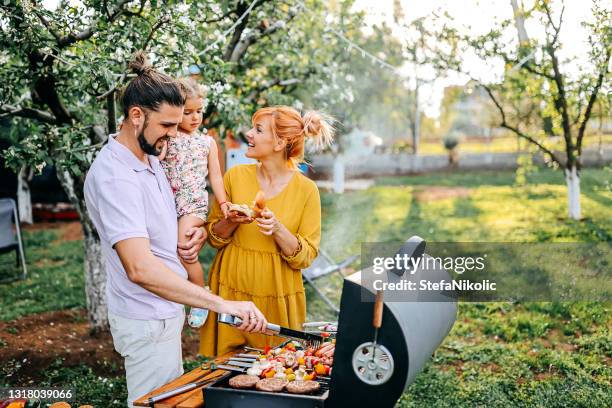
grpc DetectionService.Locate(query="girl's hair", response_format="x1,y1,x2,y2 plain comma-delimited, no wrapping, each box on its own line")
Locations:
178,77,206,99
120,51,185,117
252,106,334,169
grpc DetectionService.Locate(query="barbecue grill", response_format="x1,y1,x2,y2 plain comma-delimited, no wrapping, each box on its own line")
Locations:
205,236,457,407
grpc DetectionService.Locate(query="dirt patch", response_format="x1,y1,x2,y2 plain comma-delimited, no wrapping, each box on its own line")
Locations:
59,222,84,241
534,373,554,381
0,309,200,383
413,186,472,202
516,367,560,385
483,363,502,374
443,359,465,375
536,329,579,352
556,342,578,352
23,221,83,241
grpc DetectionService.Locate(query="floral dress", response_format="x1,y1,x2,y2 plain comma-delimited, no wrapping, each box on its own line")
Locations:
161,130,212,221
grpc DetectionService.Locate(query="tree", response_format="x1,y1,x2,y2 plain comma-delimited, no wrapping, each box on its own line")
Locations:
296,16,409,148
425,0,611,220
1,0,171,333
393,16,430,154
0,0,381,331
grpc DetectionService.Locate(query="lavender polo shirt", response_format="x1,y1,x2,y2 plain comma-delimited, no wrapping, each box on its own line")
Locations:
84,135,187,320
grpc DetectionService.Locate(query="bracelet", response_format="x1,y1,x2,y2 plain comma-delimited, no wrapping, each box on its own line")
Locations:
208,220,232,244
288,238,302,258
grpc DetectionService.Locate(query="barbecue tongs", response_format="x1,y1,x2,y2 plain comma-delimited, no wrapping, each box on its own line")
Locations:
218,313,324,348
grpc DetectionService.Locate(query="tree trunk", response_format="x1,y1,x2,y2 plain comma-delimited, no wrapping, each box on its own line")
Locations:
56,169,108,333
333,154,345,194
17,166,33,224
564,165,581,220
106,91,117,135
81,215,108,334
598,109,604,164
510,0,529,44
448,149,458,167
413,78,420,155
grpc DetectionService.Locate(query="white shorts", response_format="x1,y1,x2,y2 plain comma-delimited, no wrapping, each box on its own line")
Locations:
108,309,185,407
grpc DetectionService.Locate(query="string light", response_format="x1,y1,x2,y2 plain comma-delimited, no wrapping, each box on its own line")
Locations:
296,0,404,77
195,0,405,77
198,0,260,56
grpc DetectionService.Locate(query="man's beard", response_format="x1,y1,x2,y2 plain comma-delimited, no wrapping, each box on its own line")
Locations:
137,125,163,156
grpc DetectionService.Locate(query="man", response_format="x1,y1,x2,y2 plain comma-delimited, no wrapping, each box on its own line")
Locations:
84,52,267,407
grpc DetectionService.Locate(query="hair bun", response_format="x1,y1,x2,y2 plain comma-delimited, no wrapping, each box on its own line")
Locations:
128,51,151,76
302,111,323,137
302,110,334,150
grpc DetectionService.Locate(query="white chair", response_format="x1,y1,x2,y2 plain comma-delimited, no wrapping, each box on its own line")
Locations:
303,249,358,314
0,198,27,282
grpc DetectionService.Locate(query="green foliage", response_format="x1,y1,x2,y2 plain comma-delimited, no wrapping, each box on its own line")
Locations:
0,230,85,321
39,359,128,407
0,0,379,174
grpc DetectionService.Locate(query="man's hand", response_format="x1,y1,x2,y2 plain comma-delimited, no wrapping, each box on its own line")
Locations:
178,226,207,264
217,299,268,333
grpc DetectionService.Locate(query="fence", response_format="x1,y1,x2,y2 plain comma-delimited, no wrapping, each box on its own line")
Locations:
310,146,612,179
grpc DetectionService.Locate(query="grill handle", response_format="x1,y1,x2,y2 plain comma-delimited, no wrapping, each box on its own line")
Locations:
218,313,281,335
373,290,384,329
234,315,282,335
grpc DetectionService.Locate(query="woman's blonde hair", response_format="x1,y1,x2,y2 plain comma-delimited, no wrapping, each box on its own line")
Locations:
178,77,205,99
252,106,334,169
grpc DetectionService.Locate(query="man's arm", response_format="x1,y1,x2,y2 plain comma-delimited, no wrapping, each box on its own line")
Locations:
115,237,267,332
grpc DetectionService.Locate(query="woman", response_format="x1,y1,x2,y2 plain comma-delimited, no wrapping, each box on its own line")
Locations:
200,106,333,356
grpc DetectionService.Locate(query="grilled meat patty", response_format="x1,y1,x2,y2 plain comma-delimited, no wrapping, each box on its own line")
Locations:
285,380,321,394
255,378,289,392
229,374,260,389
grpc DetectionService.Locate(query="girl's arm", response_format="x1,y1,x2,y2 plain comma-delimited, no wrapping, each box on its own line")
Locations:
158,139,168,161
207,137,230,216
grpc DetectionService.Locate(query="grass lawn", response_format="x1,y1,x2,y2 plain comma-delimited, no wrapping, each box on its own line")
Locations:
0,167,610,406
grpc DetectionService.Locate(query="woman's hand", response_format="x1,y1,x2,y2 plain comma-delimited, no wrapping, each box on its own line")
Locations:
256,208,300,257
255,208,281,236
227,210,254,225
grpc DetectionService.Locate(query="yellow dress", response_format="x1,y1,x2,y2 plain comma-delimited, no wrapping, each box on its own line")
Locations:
199,164,321,356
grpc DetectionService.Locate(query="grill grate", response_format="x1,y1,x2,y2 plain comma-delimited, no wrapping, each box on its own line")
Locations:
210,373,330,398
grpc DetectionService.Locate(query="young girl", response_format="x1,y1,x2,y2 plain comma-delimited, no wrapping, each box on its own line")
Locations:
160,77,231,327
